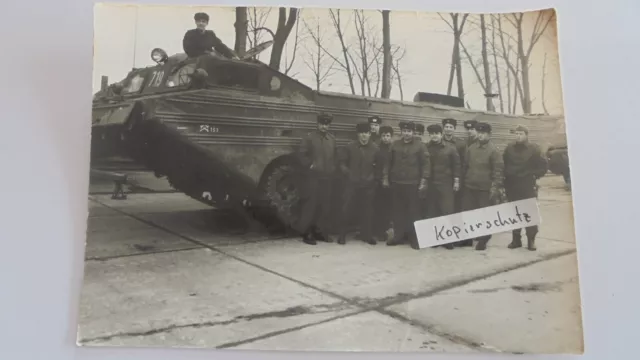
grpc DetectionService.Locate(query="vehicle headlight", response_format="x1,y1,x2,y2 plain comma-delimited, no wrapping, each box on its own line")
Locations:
151,48,168,64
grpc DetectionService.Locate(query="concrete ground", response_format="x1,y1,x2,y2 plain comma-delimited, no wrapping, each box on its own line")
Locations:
77,174,583,354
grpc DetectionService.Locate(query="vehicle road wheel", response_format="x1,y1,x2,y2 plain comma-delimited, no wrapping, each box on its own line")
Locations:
261,161,304,231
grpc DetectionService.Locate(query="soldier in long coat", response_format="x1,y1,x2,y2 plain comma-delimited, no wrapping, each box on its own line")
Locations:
373,125,394,241
337,122,380,245
296,113,338,245
383,122,430,250
441,118,468,237
462,122,504,251
454,119,480,247
425,124,461,250
503,125,549,251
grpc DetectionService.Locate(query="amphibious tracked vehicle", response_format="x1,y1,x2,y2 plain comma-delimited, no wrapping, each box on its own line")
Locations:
91,43,564,230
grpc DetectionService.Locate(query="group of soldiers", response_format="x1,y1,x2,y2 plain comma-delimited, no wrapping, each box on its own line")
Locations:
293,113,549,252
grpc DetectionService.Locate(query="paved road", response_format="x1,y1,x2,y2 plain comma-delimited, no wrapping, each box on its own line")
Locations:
77,175,583,354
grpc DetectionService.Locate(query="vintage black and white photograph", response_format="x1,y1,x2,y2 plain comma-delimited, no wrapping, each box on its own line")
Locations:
79,3,581,353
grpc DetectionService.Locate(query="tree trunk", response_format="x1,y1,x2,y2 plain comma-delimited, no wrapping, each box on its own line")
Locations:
506,65,512,114
515,15,532,114
446,13,467,101
234,7,248,57
446,14,458,96
454,35,464,100
480,15,495,111
447,40,456,96
490,16,504,113
269,8,298,71
381,10,392,99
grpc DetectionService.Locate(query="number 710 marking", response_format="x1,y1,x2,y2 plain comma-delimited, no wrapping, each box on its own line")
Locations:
149,70,165,87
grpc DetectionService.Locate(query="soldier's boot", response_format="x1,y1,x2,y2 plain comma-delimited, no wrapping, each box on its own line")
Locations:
526,227,538,251
444,243,454,250
409,236,420,250
456,239,473,247
526,226,538,251
475,236,490,251
337,233,346,245
508,232,523,249
302,233,317,246
386,233,405,246
364,236,377,245
312,229,333,243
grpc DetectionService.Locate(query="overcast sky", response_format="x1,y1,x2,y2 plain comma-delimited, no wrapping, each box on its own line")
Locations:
93,4,563,116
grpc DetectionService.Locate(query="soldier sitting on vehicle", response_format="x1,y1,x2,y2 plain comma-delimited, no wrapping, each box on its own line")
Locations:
183,12,238,59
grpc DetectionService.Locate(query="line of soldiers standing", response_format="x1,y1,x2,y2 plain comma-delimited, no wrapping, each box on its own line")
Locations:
294,112,548,252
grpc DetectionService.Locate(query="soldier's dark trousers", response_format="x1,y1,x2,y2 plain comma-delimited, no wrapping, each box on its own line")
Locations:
462,187,492,248
453,185,472,247
373,183,392,238
454,187,463,212
391,183,419,244
418,196,429,220
505,177,538,239
296,175,333,236
426,184,455,218
427,184,456,249
338,182,375,241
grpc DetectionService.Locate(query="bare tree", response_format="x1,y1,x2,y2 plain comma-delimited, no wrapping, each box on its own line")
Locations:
247,7,272,60
439,13,469,100
463,14,497,111
348,10,384,97
381,10,391,99
390,45,407,100
479,15,496,111
302,18,337,90
495,14,524,114
269,8,299,72
282,16,302,76
490,15,504,113
326,9,357,95
234,7,248,57
507,11,555,114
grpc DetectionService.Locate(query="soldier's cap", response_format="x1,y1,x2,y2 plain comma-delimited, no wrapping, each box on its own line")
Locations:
368,115,382,124
356,122,371,134
317,113,333,124
442,118,457,127
427,124,443,134
379,125,394,135
414,123,425,135
194,12,210,22
475,122,492,133
399,121,415,131
463,119,478,129
514,125,529,135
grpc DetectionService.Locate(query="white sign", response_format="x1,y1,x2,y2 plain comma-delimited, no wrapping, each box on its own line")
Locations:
413,198,541,248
